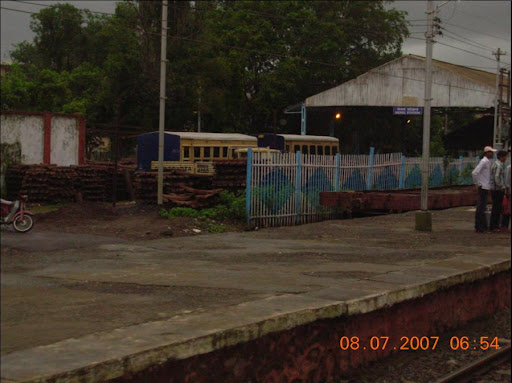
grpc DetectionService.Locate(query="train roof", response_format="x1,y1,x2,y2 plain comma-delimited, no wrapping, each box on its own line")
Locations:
270,134,339,142
141,131,257,141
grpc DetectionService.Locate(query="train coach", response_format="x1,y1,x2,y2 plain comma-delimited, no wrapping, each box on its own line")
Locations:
136,131,257,170
257,134,340,155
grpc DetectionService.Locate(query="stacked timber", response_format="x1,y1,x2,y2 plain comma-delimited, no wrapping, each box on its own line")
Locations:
83,160,137,201
162,184,222,208
6,165,54,202
49,167,79,202
5,165,28,200
133,172,161,203
213,160,247,191
20,165,54,202
74,166,107,201
133,170,219,207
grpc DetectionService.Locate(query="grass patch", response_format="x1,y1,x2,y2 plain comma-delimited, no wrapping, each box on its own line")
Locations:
29,203,67,215
206,222,226,233
160,191,246,222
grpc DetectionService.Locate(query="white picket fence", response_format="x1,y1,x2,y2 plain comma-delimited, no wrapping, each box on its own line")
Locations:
246,149,482,228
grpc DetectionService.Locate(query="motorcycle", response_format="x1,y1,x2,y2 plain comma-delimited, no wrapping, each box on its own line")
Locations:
1,195,34,233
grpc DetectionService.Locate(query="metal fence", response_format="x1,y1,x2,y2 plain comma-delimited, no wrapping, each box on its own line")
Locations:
246,148,482,227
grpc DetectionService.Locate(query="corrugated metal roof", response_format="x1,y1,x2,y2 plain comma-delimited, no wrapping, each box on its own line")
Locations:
411,54,497,88
304,55,503,108
143,131,257,141
278,134,339,142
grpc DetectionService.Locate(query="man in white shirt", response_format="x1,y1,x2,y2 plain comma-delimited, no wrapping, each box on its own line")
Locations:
502,163,511,230
472,146,497,232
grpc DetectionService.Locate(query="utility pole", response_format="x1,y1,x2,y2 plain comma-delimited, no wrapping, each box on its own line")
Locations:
416,0,439,232
157,0,168,205
493,48,505,149
197,86,202,133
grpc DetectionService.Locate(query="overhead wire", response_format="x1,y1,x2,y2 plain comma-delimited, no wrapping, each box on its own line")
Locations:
441,33,495,54
0,3,411,71
443,22,511,43
1,3,508,92
14,0,116,15
440,27,495,51
407,36,510,65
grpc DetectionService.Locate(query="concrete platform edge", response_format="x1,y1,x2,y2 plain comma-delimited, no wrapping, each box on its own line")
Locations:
1,259,510,383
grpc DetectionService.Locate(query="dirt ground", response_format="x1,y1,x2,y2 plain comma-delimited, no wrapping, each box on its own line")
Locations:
29,201,244,241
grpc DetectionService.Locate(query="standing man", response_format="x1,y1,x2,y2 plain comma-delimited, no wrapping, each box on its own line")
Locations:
490,150,508,231
472,146,497,232
501,162,511,231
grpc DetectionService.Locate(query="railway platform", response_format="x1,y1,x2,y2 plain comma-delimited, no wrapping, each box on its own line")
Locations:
1,206,510,382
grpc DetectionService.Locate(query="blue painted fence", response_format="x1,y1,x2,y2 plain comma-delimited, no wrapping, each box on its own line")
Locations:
246,148,481,227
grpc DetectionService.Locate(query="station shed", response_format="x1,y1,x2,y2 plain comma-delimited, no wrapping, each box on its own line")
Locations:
305,54,496,109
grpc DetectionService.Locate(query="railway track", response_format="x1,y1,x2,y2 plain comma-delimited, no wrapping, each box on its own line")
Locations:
434,343,511,383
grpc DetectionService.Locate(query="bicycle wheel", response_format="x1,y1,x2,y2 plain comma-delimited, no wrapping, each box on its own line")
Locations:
13,214,34,233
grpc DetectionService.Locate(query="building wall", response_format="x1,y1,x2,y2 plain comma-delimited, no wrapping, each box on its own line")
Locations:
0,114,44,164
50,116,80,166
0,112,85,166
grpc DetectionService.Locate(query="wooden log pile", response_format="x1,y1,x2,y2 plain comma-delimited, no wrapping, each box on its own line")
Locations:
8,165,55,202
133,170,221,208
74,166,107,201
162,183,222,208
5,161,137,203
49,167,79,202
212,160,247,192
5,165,34,200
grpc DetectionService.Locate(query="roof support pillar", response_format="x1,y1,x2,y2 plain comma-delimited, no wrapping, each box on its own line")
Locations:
301,103,307,135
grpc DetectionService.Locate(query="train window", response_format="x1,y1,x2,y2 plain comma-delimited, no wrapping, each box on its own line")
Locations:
325,146,331,155
302,145,308,154
204,147,211,158
294,145,300,153
285,145,290,152
332,146,338,155
183,146,190,160
222,147,228,158
231,149,237,158
194,147,200,158
318,146,323,155
310,145,316,155
213,147,220,158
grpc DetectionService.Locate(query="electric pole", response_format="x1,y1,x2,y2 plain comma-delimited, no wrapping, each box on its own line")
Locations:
493,48,506,149
197,86,202,133
416,0,436,231
157,0,168,205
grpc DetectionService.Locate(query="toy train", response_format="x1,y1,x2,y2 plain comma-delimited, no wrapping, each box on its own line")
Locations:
137,131,340,171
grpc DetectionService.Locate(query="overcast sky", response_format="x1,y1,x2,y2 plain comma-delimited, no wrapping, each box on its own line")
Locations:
1,0,511,72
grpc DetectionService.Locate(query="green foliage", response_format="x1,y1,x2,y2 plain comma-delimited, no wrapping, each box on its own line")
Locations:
159,191,246,222
206,222,227,233
2,1,408,143
159,207,198,218
197,206,226,220
157,191,245,224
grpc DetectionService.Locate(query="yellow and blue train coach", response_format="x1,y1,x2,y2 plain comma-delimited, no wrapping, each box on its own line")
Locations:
257,134,340,155
136,131,258,170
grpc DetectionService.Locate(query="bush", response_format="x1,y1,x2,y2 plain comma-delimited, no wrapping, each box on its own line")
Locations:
197,207,225,220
159,191,246,222
206,222,226,233
159,207,198,219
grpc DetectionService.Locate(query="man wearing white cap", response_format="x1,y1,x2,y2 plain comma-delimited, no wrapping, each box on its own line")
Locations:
472,146,497,232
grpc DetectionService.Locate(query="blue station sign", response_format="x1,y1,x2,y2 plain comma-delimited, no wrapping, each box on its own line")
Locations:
392,107,424,115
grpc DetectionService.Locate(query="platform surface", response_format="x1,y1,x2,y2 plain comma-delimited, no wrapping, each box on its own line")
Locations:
1,207,510,382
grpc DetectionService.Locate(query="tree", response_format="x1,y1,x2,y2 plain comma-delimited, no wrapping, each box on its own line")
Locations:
2,0,409,142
